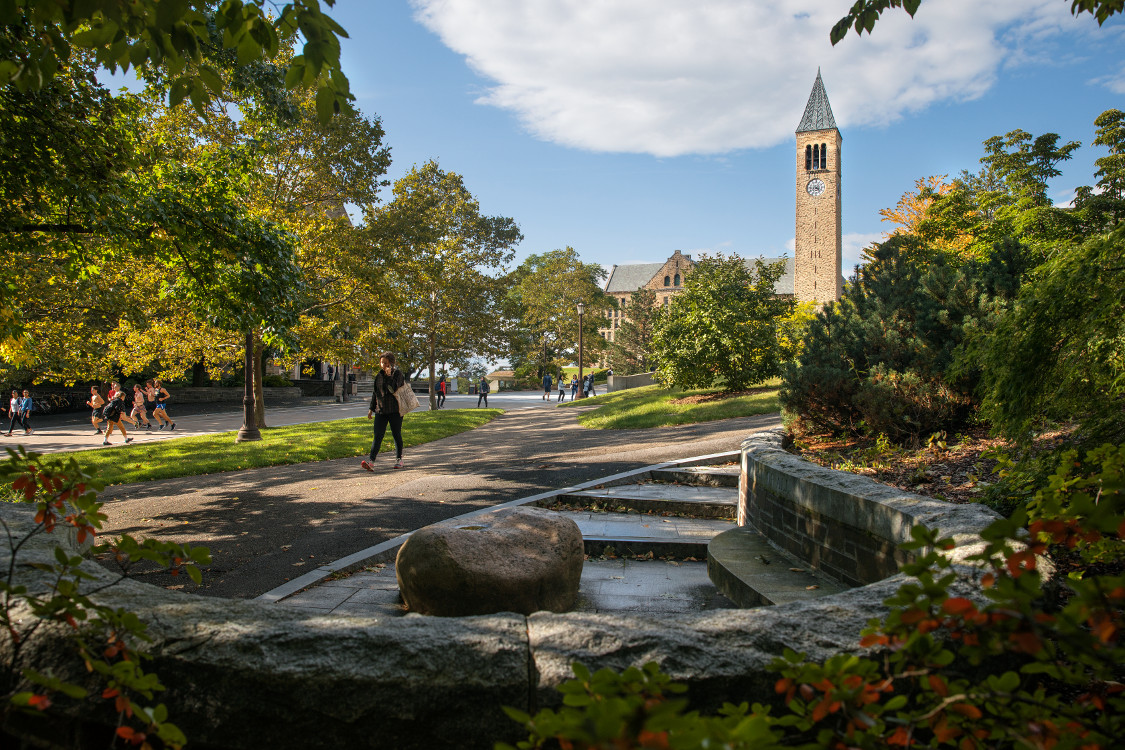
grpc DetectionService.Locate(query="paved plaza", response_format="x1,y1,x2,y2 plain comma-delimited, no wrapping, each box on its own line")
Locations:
78,401,779,600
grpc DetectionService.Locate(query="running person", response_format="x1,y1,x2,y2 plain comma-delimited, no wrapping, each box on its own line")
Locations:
144,380,168,429
151,379,175,430
100,391,133,445
131,384,153,429
87,386,106,434
360,352,406,471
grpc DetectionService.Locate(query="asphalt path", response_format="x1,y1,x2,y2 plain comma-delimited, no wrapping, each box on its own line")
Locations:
15,392,781,600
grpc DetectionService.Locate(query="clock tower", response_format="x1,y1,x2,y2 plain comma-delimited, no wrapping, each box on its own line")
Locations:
794,70,842,303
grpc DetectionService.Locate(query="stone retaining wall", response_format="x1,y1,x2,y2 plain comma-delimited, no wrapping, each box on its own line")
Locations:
4,431,1002,750
739,429,1001,587
606,372,656,392
167,386,303,405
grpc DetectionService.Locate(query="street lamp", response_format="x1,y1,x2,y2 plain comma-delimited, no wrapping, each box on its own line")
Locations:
576,302,585,400
236,331,261,442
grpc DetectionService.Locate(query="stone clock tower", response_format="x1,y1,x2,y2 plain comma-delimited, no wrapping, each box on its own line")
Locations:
794,70,843,303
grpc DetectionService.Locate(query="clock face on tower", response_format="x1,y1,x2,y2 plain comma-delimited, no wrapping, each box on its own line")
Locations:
806,178,826,197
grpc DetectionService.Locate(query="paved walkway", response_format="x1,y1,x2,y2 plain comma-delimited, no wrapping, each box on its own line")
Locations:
90,405,781,599
13,391,568,454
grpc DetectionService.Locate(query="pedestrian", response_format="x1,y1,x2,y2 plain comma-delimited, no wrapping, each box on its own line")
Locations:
131,383,153,429
542,371,553,401
18,389,33,435
144,380,166,429
476,376,490,408
5,390,26,436
436,376,447,409
100,391,133,446
86,386,106,434
360,352,406,471
151,379,175,430
584,374,596,398
570,375,579,400
557,375,567,402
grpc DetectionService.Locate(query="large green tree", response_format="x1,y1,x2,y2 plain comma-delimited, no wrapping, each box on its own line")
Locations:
653,254,793,392
366,160,522,408
503,248,610,381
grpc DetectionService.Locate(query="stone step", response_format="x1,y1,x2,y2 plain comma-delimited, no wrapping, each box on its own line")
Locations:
650,465,740,488
707,526,849,608
555,510,734,558
549,483,738,519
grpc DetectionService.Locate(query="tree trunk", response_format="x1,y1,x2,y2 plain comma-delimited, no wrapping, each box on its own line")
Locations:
253,335,268,429
428,331,438,410
191,359,210,387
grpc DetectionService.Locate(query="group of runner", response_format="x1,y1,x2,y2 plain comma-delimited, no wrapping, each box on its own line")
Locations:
85,380,175,446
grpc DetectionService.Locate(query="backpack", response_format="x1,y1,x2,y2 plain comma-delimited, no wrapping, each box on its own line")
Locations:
102,399,122,421
481,381,490,394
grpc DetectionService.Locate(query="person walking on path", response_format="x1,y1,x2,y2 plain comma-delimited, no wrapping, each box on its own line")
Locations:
18,390,33,435
476,377,490,408
361,352,406,472
87,386,106,434
151,379,175,430
436,376,447,409
131,384,153,429
542,372,553,401
100,391,133,446
570,375,579,400
5,390,27,436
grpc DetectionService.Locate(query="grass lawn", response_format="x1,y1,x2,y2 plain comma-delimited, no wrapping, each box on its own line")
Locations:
57,409,502,486
563,382,779,429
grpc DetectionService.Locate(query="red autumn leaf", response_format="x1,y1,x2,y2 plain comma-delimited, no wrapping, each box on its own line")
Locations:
942,598,976,617
887,727,911,746
928,674,949,697
116,726,136,739
27,694,51,710
102,687,119,699
900,608,927,624
775,677,792,694
860,634,888,648
950,703,983,720
1010,631,1043,654
811,698,831,722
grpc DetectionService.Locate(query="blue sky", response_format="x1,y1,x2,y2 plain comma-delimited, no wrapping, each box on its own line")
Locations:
326,0,1124,276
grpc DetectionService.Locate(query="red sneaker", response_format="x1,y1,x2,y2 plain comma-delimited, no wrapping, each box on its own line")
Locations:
360,460,374,472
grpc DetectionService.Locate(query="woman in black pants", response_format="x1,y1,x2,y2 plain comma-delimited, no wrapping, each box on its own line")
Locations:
361,352,406,471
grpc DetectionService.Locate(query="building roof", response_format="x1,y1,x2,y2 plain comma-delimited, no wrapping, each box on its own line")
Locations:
604,262,665,293
603,256,794,296
796,69,838,134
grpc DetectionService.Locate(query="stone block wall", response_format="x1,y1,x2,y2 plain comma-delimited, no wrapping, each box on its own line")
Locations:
167,386,303,405
739,430,1001,587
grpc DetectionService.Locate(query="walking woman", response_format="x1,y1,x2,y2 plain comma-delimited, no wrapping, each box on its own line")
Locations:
361,352,406,472
18,389,33,435
87,386,106,434
5,390,26,436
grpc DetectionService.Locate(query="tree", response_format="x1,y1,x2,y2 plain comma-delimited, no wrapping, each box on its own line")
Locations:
1,0,352,122
607,288,659,374
975,226,1125,447
879,176,972,258
0,59,303,386
503,248,610,381
831,0,1124,45
1075,109,1125,231
366,161,522,409
652,255,793,392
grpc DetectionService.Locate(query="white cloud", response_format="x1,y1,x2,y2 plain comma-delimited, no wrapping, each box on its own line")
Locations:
411,0,1079,157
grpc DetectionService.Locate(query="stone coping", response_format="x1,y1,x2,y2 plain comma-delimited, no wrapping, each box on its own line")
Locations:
4,435,1002,750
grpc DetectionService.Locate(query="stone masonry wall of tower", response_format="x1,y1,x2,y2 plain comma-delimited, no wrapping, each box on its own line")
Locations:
794,129,843,303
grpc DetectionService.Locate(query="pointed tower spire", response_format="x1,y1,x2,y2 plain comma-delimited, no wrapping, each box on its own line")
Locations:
796,69,837,133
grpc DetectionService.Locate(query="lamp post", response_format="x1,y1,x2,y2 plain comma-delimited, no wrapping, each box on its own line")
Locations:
576,302,585,400
236,331,261,442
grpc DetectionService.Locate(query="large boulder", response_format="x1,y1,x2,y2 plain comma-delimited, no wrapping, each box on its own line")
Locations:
396,507,583,616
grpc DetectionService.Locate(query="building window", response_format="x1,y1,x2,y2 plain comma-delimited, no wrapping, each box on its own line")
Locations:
805,144,812,171
673,273,680,286
663,275,670,286
819,143,827,169
663,296,668,307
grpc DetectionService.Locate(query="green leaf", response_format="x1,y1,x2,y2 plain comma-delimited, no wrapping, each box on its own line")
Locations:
315,84,335,124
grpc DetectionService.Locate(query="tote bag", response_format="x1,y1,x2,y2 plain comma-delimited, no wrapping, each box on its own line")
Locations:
394,383,421,414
